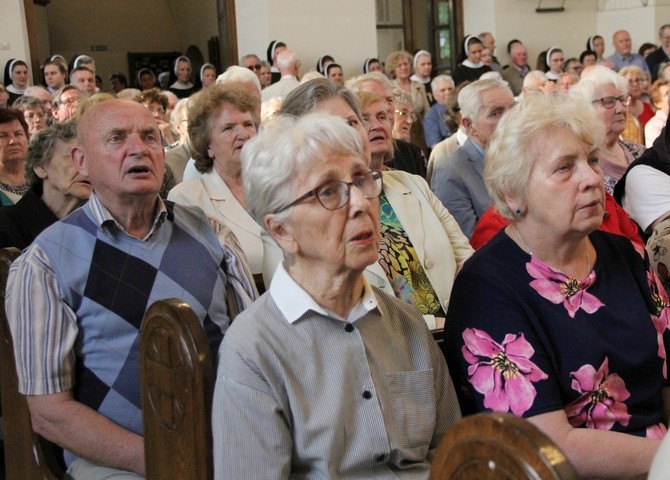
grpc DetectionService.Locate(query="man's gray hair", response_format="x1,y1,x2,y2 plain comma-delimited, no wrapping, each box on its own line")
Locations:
239,53,261,65
430,74,454,93
276,51,299,70
458,77,510,120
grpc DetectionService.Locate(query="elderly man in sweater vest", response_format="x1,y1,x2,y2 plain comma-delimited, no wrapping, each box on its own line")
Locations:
5,99,254,479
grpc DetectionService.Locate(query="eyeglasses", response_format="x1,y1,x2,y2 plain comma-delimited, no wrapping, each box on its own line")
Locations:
146,106,165,116
628,77,645,84
273,170,383,214
247,64,262,71
592,94,631,109
57,96,79,107
395,109,416,122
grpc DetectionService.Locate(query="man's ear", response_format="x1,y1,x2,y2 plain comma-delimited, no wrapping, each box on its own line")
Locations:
265,214,298,256
462,117,474,136
71,146,88,176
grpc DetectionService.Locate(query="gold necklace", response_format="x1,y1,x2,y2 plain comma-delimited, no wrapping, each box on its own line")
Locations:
513,224,590,278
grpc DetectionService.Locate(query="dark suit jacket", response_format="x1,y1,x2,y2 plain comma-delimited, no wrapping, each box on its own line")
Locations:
646,47,670,81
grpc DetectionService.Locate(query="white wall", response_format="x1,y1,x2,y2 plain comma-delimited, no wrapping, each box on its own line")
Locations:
236,0,377,79
0,0,31,84
465,0,599,67
4,0,669,90
165,0,218,59
45,0,184,86
597,0,670,54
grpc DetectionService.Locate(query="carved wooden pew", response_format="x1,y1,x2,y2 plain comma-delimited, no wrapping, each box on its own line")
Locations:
0,247,66,479
429,412,579,480
140,299,214,480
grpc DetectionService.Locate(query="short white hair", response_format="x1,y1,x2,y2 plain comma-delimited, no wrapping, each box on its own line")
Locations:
430,74,454,92
216,65,262,97
485,93,604,219
276,51,299,70
242,113,366,229
571,65,627,102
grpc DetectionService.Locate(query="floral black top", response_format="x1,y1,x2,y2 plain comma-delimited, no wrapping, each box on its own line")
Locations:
443,230,669,439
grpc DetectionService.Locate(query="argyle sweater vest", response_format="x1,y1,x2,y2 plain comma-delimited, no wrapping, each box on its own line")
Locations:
34,201,230,460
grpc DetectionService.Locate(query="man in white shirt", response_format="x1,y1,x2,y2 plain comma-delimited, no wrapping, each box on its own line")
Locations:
261,50,301,102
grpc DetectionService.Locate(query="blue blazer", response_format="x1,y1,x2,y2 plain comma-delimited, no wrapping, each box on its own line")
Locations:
430,138,493,238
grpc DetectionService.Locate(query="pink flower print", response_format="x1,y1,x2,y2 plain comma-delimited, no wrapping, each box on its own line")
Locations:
646,422,667,440
648,268,670,379
462,328,548,416
565,357,631,430
527,257,604,318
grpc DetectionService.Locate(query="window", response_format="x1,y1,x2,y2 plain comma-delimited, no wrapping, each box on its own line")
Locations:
375,0,460,74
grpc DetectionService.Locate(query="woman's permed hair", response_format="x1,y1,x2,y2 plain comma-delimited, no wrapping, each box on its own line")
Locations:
187,83,259,173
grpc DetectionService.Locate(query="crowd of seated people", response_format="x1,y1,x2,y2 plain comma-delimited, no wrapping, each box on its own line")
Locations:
4,27,670,479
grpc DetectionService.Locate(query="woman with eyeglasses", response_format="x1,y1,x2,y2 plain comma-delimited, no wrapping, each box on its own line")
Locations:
12,95,48,137
619,65,655,144
264,79,472,330
212,112,461,479
570,65,645,194
133,87,176,147
391,90,415,143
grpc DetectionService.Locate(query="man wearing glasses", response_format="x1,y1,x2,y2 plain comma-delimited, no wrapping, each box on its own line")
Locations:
240,53,263,81
51,85,82,123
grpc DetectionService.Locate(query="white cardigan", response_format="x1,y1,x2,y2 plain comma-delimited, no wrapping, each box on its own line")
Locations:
168,170,264,275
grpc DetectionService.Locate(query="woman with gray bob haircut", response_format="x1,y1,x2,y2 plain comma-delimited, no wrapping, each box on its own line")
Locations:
213,112,461,479
280,78,364,129
444,93,669,478
0,120,91,248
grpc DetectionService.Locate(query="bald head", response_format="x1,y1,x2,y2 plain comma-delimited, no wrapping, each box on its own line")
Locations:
613,29,632,55
74,99,165,213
